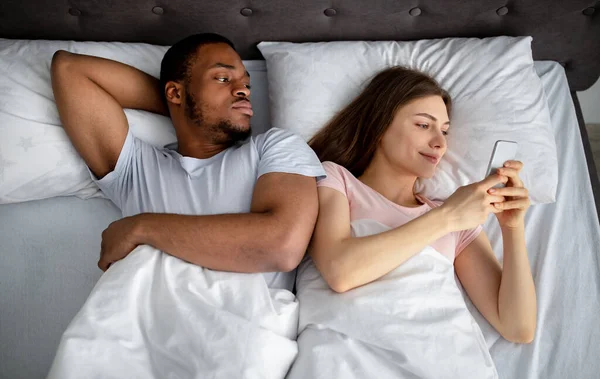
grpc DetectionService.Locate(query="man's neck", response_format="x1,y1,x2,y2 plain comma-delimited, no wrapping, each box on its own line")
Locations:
177,142,228,159
175,128,231,159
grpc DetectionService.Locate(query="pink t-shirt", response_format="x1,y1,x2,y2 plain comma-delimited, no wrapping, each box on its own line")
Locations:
318,161,482,263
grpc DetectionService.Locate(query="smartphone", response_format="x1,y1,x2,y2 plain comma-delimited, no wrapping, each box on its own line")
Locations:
485,140,518,188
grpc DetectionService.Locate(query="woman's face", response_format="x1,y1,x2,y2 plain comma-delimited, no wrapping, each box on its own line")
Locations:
377,95,450,179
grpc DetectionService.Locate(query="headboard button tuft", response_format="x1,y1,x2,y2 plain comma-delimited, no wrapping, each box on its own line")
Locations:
583,7,596,16
496,6,509,16
324,8,337,17
68,8,81,16
409,7,422,16
240,8,253,17
152,6,164,15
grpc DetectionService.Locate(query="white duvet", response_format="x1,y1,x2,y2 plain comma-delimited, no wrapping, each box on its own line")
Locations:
287,219,498,379
47,245,299,379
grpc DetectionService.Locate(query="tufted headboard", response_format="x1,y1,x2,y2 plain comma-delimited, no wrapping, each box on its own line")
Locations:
0,0,599,91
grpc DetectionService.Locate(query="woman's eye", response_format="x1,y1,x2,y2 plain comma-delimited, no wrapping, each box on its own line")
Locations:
417,123,428,129
442,130,449,136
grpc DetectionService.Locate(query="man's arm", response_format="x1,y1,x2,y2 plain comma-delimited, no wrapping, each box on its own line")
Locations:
100,172,319,272
51,50,168,179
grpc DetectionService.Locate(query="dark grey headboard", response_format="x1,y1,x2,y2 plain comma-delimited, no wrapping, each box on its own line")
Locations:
1,0,599,91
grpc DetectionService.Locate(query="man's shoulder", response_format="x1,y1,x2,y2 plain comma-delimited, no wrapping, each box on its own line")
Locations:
250,128,326,178
252,127,296,142
251,127,310,151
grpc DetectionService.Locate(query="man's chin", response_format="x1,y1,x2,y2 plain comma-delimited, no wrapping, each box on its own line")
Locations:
233,116,252,129
217,121,252,143
228,120,251,134
234,121,251,133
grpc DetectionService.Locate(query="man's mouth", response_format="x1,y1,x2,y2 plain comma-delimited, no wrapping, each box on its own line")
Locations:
231,100,253,116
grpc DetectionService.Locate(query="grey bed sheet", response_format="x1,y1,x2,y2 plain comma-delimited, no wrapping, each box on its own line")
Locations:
0,196,119,378
1,61,600,379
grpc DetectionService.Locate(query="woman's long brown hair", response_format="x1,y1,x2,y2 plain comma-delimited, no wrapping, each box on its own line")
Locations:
309,66,452,178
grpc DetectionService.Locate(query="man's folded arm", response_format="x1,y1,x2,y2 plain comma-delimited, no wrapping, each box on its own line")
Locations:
131,172,319,272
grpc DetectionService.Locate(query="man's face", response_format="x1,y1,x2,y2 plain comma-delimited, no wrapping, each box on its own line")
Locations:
184,43,252,144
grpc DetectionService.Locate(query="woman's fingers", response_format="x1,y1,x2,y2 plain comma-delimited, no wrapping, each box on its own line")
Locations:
481,173,508,189
493,198,530,211
488,203,504,214
495,167,520,178
487,194,506,204
503,160,523,171
495,167,524,188
488,187,529,198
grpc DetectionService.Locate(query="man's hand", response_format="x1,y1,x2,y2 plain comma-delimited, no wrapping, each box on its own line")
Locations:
98,216,142,271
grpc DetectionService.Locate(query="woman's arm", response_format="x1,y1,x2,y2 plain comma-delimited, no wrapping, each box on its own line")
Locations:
454,228,536,343
310,187,450,293
311,173,507,293
454,160,536,344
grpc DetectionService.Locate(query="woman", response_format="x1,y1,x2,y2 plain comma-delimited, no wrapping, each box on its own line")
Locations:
287,67,537,379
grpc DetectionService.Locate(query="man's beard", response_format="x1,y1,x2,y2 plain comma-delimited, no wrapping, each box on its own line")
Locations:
185,91,252,145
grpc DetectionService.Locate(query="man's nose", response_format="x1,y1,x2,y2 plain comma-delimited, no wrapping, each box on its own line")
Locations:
233,84,250,98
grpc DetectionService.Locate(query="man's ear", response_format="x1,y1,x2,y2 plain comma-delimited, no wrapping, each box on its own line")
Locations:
165,81,184,105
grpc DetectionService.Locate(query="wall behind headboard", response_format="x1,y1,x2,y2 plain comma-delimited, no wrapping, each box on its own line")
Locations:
0,0,599,91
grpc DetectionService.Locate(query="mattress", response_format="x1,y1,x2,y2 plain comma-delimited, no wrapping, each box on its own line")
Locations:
0,61,599,379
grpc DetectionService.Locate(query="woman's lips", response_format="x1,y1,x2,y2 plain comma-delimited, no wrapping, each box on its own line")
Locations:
420,153,440,164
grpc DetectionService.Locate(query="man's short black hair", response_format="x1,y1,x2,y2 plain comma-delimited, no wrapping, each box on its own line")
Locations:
159,33,235,104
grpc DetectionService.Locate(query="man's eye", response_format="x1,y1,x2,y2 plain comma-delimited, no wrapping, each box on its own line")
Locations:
217,77,229,83
244,84,252,89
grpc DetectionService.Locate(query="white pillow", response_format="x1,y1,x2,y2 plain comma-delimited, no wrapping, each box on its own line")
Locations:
0,39,270,204
258,37,558,204
0,39,173,203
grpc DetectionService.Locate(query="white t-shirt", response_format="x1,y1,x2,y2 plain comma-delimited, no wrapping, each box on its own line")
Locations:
92,127,326,290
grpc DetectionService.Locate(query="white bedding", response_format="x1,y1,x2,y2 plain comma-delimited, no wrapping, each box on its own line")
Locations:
47,245,299,379
1,61,599,379
480,62,600,379
288,220,498,379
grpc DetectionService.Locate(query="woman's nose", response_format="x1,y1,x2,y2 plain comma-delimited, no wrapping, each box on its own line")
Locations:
430,131,447,150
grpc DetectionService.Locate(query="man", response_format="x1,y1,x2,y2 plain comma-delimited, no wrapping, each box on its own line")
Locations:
47,33,325,377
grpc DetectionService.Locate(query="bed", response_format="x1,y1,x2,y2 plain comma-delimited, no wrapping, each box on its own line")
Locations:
0,1,599,378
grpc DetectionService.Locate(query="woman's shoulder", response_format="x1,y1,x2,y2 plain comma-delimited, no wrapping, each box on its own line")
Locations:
321,161,355,179
322,160,346,171
318,161,360,197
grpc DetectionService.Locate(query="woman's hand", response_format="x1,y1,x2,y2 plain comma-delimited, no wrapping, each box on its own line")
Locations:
440,174,508,232
487,160,530,229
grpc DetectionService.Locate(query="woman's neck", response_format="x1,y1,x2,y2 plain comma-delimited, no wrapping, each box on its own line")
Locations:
358,161,422,208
